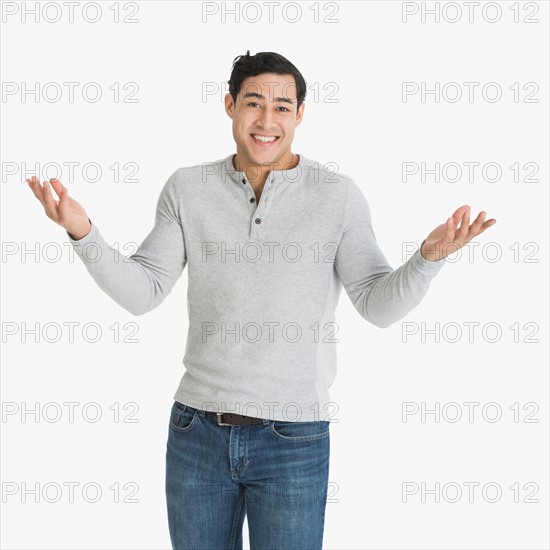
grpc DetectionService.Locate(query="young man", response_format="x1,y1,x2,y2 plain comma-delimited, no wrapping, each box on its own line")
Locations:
27,51,496,549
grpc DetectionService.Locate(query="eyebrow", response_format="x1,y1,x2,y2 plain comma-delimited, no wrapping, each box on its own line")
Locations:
243,92,295,105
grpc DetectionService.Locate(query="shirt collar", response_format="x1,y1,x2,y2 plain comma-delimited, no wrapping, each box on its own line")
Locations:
223,153,305,185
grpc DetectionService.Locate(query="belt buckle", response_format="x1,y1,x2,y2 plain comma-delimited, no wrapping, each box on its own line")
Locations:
216,412,236,426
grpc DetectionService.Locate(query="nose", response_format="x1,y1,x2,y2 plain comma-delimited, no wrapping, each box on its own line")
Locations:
256,107,275,130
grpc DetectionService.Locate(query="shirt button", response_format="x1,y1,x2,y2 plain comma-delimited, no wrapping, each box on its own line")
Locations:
249,197,255,203
255,218,261,224
242,178,246,184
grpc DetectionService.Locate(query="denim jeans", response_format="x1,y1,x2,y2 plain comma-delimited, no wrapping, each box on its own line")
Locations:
165,400,330,550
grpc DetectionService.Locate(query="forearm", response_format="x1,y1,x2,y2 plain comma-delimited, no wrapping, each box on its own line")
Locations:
67,220,185,316
353,245,446,328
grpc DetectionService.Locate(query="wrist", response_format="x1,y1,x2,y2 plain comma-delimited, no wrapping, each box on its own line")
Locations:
67,218,92,241
420,238,446,263
420,238,427,259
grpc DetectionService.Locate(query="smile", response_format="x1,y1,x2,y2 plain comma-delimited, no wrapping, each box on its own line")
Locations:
251,134,280,144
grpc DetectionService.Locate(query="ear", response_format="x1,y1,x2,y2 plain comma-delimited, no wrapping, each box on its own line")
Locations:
224,93,235,119
295,101,305,126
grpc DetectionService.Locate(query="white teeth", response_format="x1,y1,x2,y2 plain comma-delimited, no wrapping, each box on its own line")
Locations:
253,135,278,143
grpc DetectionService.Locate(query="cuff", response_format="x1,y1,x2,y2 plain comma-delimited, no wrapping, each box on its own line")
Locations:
67,218,97,244
413,239,447,270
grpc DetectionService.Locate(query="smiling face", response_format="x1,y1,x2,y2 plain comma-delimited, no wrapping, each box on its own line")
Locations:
225,72,304,181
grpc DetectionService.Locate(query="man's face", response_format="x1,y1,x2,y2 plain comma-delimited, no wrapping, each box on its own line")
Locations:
225,72,304,168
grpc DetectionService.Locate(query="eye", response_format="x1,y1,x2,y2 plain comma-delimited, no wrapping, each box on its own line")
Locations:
246,102,290,112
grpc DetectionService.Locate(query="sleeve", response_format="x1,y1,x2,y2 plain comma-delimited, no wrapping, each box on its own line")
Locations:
334,179,446,328
66,170,187,316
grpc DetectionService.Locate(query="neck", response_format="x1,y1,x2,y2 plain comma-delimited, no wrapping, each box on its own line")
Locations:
232,153,299,187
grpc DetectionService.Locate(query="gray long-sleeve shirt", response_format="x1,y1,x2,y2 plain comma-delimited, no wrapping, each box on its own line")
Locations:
67,153,446,421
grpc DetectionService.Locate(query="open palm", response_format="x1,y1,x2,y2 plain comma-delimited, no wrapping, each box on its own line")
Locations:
421,205,497,261
26,176,91,239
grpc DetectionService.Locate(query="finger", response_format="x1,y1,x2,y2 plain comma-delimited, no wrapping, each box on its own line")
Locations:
451,204,470,224
445,217,454,240
41,180,59,220
26,177,47,208
58,186,69,220
457,207,470,241
465,211,486,240
26,176,39,189
475,218,497,236
468,213,495,239
26,177,39,193
445,216,465,254
48,178,64,199
440,217,456,252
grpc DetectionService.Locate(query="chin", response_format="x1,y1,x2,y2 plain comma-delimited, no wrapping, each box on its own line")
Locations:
246,151,277,164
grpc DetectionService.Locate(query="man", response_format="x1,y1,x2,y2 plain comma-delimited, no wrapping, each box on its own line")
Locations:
26,51,496,550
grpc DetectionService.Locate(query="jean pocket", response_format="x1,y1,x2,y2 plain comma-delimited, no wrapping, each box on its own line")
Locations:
169,401,199,433
270,420,330,442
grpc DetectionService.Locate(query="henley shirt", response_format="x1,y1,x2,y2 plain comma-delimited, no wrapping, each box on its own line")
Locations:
67,153,447,422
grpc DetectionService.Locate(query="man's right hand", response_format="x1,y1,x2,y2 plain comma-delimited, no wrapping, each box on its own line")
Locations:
26,176,91,240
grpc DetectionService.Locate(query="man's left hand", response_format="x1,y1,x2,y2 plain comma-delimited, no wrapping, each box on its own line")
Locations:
421,205,497,262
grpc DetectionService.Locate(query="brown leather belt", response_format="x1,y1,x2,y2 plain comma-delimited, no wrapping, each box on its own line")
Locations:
204,410,265,426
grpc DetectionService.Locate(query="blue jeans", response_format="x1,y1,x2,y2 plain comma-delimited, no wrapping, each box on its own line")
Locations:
165,401,330,550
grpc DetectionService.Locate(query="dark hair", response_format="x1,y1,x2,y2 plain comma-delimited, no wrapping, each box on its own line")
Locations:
227,50,307,114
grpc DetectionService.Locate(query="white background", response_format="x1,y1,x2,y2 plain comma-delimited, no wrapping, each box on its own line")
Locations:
1,1,548,549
